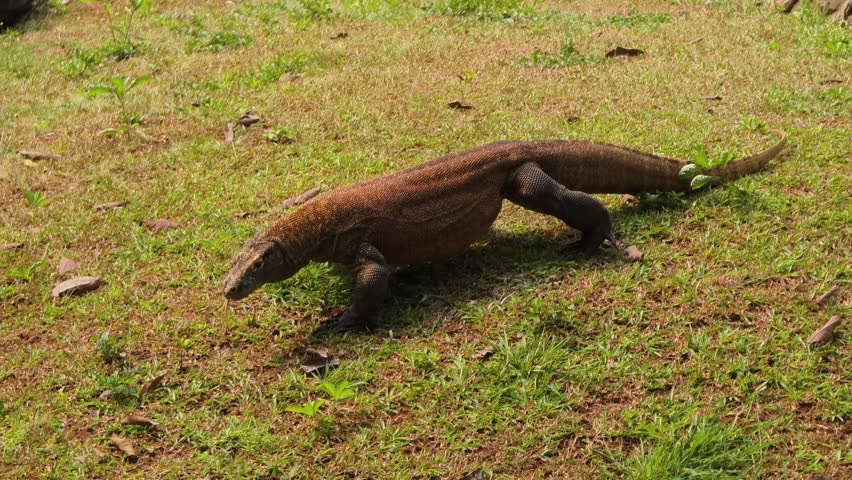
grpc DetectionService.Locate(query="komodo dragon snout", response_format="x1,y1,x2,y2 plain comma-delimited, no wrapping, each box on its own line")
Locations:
223,239,296,300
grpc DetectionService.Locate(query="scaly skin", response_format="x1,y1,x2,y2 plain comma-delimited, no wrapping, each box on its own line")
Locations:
223,132,786,334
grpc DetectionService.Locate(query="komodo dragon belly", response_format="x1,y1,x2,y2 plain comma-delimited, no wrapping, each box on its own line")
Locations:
370,197,503,264
365,187,504,265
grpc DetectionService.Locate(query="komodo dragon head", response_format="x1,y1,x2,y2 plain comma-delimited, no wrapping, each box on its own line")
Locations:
222,238,301,300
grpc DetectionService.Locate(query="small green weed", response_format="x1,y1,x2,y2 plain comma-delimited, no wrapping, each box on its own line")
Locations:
264,126,297,144
738,116,767,133
96,331,127,366
298,0,334,20
22,189,48,209
678,145,738,190
6,260,46,282
823,32,851,57
317,380,356,401
285,399,326,417
103,0,151,60
87,75,151,136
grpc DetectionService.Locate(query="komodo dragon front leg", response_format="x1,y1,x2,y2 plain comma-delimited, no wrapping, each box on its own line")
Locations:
504,162,616,254
313,242,389,335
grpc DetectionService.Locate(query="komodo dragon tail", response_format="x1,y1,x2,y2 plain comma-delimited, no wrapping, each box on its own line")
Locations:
540,130,787,194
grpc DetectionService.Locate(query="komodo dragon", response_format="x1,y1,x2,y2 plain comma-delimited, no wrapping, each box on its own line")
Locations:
223,132,786,333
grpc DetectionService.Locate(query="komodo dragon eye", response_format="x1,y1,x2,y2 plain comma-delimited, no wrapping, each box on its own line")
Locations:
252,259,263,269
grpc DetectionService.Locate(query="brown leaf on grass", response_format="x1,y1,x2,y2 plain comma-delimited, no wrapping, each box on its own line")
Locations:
624,245,643,262
1,243,24,251
703,95,723,101
819,78,842,85
605,46,644,58
51,276,103,298
622,194,637,204
807,316,842,345
281,74,302,84
108,434,137,461
462,469,486,480
234,210,266,219
225,122,235,142
58,257,77,275
19,151,62,161
815,286,839,307
301,347,340,376
472,346,494,361
237,113,260,127
143,219,181,232
447,101,473,110
282,188,321,207
93,201,128,210
140,373,166,398
330,32,349,39
121,415,159,427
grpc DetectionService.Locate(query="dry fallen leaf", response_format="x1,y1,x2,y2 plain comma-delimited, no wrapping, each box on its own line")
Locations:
93,201,128,211
121,415,159,427
622,194,637,204
807,316,842,345
819,78,842,85
108,434,137,461
301,347,340,376
143,219,181,232
473,346,495,361
58,257,77,275
141,373,166,398
237,113,260,127
330,32,349,39
703,95,723,101
282,188,321,207
281,74,302,84
1,243,24,251
462,469,486,480
19,151,62,161
224,122,235,142
605,46,645,58
447,101,473,110
624,245,643,262
815,286,839,307
51,276,104,298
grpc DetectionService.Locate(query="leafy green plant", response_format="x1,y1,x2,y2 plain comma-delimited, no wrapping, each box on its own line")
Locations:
22,189,49,209
317,380,356,401
285,399,326,417
678,146,736,191
298,0,333,20
96,331,127,366
87,75,151,136
7,260,46,282
738,116,767,133
103,0,151,60
104,0,150,60
264,127,297,144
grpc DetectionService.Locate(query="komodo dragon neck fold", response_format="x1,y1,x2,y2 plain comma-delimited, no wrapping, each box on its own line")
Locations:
223,131,786,335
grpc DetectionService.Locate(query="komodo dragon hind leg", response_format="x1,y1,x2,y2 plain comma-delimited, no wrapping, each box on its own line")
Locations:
504,162,616,255
312,243,389,336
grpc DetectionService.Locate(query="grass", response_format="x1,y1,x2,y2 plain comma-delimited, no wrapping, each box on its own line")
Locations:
0,0,850,478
